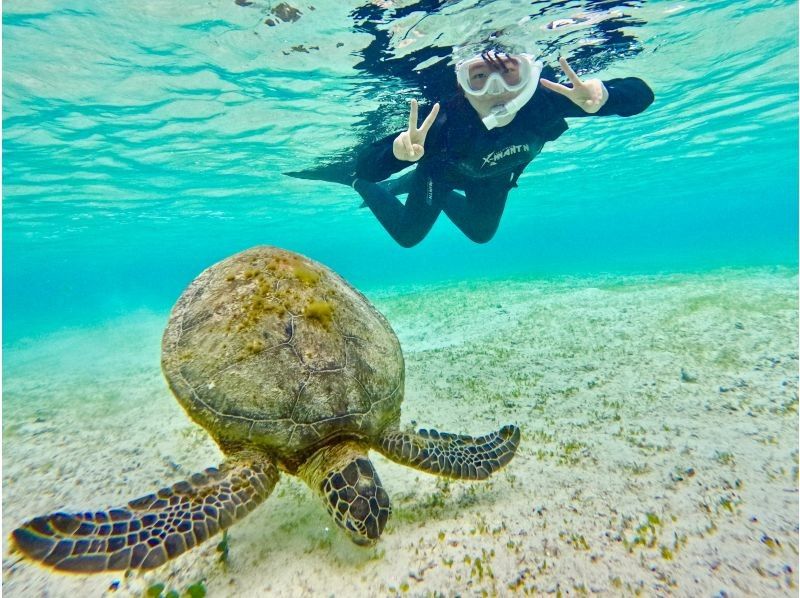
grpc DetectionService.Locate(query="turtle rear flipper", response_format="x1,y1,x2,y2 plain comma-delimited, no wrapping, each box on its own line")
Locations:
378,424,520,480
11,452,279,572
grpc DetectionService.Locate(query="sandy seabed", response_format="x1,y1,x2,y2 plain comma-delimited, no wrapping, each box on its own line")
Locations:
3,267,798,597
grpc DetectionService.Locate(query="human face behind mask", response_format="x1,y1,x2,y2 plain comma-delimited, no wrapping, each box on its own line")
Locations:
458,53,527,95
455,51,543,130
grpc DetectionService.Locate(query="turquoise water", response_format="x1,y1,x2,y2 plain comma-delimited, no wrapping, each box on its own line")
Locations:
3,0,797,345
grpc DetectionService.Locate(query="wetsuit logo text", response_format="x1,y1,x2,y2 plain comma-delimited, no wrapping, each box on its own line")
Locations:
481,144,530,169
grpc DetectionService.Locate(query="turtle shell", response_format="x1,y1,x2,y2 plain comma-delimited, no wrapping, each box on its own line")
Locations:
161,246,404,471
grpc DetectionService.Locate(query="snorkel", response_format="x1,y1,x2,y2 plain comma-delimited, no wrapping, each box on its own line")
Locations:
481,61,541,130
456,52,543,130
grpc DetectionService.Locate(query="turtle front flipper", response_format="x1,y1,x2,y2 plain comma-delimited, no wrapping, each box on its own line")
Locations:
378,424,520,480
297,441,391,547
11,451,279,572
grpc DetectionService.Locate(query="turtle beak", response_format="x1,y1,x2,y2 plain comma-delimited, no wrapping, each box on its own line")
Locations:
345,520,380,547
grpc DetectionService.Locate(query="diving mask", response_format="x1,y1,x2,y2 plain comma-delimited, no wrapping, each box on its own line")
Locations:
455,52,541,96
455,52,543,130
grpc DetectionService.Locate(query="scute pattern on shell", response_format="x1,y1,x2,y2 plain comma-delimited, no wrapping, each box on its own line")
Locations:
161,247,404,467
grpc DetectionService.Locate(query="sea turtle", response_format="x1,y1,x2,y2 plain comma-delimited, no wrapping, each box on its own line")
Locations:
12,246,520,573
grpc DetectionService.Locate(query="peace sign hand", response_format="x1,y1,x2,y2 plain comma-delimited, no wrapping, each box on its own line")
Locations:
392,99,440,162
539,57,609,114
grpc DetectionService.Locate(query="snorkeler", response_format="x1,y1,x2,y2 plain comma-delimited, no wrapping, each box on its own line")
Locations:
351,51,654,247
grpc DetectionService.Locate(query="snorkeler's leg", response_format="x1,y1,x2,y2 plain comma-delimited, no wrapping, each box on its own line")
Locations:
442,187,509,244
353,171,441,248
383,170,416,195
354,172,414,209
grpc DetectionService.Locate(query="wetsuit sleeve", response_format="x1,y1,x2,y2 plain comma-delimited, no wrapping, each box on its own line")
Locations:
547,77,654,118
355,106,448,182
354,132,410,182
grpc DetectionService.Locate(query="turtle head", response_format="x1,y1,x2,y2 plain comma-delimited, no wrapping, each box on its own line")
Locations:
321,456,391,546
298,442,391,546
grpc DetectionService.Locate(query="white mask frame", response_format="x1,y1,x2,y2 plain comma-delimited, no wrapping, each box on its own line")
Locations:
455,52,539,96
455,52,544,130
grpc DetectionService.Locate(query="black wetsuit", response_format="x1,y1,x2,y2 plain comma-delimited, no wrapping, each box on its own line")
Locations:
353,77,654,247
